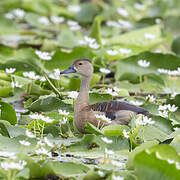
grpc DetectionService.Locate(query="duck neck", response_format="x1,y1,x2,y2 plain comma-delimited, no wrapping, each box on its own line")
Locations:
76,75,91,107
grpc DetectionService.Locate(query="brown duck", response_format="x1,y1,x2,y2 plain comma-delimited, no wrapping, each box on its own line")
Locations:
60,58,152,133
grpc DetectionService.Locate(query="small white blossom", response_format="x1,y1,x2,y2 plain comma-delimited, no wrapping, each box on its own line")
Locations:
26,130,35,138
167,159,175,164
44,137,53,147
49,69,60,80
117,8,128,17
70,25,81,31
106,21,120,28
50,16,64,24
67,20,78,26
107,49,118,56
78,36,99,49
39,76,46,82
58,109,69,116
38,16,50,25
119,48,132,55
146,95,156,102
68,5,81,13
137,116,155,126
12,9,26,18
154,49,162,53
95,114,112,123
101,137,113,144
176,162,180,170
23,71,40,80
89,41,100,49
158,105,168,111
155,18,161,24
67,91,79,99
167,104,178,112
171,91,178,98
35,50,52,60
113,87,121,92
100,68,111,74
61,117,68,124
112,175,124,180
19,140,31,146
130,100,143,106
106,88,118,96
42,116,54,123
98,170,105,177
105,148,114,155
138,59,150,67
5,12,14,19
1,160,27,171
0,151,16,159
122,129,129,138
11,81,22,88
173,127,180,131
158,110,168,118
118,19,132,29
5,68,16,74
134,3,145,10
111,160,124,167
29,114,53,123
35,147,51,157
144,33,156,40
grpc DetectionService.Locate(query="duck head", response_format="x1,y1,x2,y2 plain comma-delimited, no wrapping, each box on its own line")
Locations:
60,58,93,77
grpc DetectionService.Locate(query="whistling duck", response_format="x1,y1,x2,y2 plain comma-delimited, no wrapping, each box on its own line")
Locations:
60,59,151,133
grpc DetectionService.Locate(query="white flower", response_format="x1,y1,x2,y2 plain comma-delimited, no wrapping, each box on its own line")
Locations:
0,151,16,159
35,147,51,157
173,127,180,131
154,49,162,53
38,16,50,25
137,116,155,126
155,18,161,24
101,137,113,144
119,48,132,55
167,104,178,112
105,148,114,155
67,91,79,99
61,117,68,124
106,88,118,96
117,8,128,17
176,162,180,170
35,50,52,60
146,95,156,102
11,81,22,88
58,109,69,116
112,175,124,180
44,137,53,147
130,100,143,106
113,87,121,92
49,69,60,80
19,140,31,146
26,130,35,138
39,76,46,82
42,116,54,123
70,25,81,31
67,20,78,26
134,3,145,10
1,160,27,171
107,49,118,56
138,59,150,67
5,12,14,19
100,68,111,74
5,68,16,74
118,19,132,29
50,16,64,24
122,129,129,138
157,68,168,74
106,21,120,28
29,114,44,120
95,114,112,123
111,160,124,167
23,71,40,80
89,41,100,49
68,5,81,13
167,159,175,164
158,110,168,118
98,170,105,177
158,105,168,111
12,9,26,18
144,33,156,40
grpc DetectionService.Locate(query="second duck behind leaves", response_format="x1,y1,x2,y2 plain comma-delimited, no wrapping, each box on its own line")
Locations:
60,58,152,133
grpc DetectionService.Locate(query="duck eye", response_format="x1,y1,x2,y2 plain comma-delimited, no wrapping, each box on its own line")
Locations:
79,63,83,65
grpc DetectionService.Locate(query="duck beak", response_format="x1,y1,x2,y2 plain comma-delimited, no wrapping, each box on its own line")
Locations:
60,65,76,74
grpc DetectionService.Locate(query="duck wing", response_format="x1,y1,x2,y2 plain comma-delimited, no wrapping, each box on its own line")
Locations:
90,100,151,121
